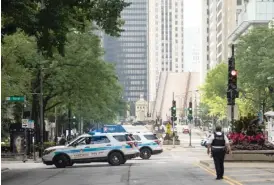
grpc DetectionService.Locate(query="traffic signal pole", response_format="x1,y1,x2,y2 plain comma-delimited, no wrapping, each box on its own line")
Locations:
188,100,193,147
231,45,234,131
227,44,238,132
172,92,175,148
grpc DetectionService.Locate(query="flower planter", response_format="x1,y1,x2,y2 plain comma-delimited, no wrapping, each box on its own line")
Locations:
225,150,274,162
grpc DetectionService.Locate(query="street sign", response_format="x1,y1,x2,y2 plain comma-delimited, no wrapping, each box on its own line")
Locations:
22,119,29,128
28,120,34,129
6,96,25,102
22,119,34,129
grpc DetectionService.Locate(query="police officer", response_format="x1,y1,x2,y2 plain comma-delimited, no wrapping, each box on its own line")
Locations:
207,125,231,180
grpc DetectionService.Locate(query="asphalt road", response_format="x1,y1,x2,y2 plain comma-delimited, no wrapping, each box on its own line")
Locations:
1,128,226,185
2,150,228,185
3,127,272,185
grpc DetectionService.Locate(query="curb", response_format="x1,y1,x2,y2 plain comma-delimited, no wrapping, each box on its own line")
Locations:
1,168,9,173
1,159,42,163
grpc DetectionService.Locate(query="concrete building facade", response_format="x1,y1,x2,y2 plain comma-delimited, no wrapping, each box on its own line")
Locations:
148,0,184,104
103,0,148,104
228,0,274,44
201,0,238,82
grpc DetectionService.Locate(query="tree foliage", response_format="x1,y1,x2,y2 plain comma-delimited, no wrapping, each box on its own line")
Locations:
200,63,256,119
236,26,274,111
1,0,130,137
200,63,228,118
1,31,37,99
2,0,130,56
201,26,274,121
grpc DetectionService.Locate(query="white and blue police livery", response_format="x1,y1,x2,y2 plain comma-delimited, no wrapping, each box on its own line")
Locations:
131,132,163,159
42,133,139,168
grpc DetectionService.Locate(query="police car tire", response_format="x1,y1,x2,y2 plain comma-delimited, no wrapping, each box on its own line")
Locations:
108,152,123,166
54,155,68,168
67,162,74,166
121,159,127,164
140,148,152,160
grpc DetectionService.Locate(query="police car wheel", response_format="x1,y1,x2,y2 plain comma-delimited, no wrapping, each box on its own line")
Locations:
67,162,74,166
54,155,68,168
121,159,127,164
140,148,152,160
108,152,123,166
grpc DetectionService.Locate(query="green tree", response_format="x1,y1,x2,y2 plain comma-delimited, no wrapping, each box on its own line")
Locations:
2,0,130,56
1,31,37,99
236,26,274,112
41,30,125,123
200,63,228,118
200,63,255,118
1,31,41,137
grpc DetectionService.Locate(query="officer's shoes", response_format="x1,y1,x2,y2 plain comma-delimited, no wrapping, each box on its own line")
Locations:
216,177,223,180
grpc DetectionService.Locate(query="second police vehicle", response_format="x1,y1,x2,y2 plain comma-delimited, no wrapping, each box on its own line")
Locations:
42,132,140,168
132,132,163,159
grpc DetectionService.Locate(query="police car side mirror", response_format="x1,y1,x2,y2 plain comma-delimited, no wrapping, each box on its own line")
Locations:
72,143,77,147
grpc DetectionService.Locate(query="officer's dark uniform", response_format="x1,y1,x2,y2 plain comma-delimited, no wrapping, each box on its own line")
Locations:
211,132,226,179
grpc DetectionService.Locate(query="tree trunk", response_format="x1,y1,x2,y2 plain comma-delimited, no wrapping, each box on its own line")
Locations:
31,94,40,143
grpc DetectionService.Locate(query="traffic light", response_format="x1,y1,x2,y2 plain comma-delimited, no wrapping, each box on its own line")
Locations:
171,100,176,117
228,57,236,90
188,101,193,121
227,56,239,105
171,117,177,121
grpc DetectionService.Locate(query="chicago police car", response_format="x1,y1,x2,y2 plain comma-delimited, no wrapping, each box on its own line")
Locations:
42,133,139,168
132,132,163,159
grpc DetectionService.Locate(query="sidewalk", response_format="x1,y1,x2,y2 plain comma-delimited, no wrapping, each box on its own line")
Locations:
1,158,42,163
200,160,274,169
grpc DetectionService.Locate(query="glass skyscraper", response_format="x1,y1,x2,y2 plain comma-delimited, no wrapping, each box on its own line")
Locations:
103,0,148,104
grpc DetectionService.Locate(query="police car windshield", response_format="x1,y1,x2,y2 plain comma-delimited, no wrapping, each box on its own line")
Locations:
67,136,85,146
144,134,158,140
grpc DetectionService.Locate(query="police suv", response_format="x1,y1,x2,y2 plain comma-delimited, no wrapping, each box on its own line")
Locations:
132,132,163,159
42,133,139,168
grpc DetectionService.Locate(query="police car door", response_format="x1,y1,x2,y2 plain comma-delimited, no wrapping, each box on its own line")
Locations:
89,136,112,158
70,136,92,160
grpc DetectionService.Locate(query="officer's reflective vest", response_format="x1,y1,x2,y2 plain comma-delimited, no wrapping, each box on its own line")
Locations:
211,132,225,147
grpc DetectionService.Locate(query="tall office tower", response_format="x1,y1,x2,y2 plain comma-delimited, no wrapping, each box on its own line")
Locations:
184,27,202,73
103,0,148,104
201,0,237,82
148,0,184,102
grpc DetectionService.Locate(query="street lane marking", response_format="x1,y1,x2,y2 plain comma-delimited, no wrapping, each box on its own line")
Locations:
194,163,234,185
195,163,243,185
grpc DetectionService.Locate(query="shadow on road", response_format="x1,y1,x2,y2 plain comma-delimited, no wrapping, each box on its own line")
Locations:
46,163,132,169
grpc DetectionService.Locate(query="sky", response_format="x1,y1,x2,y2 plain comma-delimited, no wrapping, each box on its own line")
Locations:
184,0,202,72
184,0,202,28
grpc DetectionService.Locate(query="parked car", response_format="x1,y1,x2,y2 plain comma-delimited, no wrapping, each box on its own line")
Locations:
201,134,211,148
182,128,190,134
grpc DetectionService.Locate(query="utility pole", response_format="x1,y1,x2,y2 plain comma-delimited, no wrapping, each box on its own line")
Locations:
68,107,71,140
40,68,44,153
172,92,176,148
188,99,193,147
55,106,58,145
194,91,198,126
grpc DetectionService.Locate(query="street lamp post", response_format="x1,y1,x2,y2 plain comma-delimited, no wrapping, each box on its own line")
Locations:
68,107,71,140
39,68,44,154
